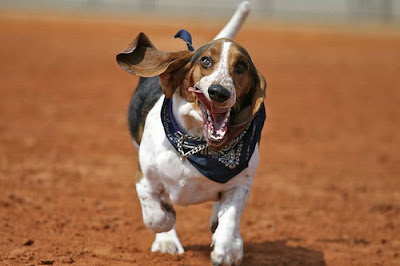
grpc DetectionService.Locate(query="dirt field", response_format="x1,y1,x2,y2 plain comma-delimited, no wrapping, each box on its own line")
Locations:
0,12,399,266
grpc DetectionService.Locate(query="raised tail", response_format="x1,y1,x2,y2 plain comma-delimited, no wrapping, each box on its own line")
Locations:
214,1,250,40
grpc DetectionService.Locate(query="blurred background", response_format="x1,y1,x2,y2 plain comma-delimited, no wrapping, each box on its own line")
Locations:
1,1,399,266
1,0,400,24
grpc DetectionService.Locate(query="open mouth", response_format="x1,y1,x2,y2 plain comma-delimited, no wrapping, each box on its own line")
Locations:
188,86,230,143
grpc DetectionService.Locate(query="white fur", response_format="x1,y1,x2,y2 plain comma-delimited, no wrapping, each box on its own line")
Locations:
172,90,204,137
134,2,259,264
136,94,260,265
214,1,250,40
196,41,237,109
151,227,184,254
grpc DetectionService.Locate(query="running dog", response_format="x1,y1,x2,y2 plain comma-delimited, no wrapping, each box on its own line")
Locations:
116,1,266,265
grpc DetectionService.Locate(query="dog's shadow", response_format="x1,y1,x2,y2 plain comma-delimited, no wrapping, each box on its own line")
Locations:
186,239,326,266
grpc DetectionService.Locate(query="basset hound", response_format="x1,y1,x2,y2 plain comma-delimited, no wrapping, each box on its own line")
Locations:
116,1,266,265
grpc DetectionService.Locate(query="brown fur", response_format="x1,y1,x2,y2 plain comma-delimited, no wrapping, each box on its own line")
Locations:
117,34,266,148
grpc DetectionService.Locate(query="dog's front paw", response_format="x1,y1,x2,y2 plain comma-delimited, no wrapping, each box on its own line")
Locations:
151,239,184,254
210,233,243,266
151,229,184,254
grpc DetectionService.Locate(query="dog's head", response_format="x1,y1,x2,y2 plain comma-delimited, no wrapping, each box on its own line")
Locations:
117,33,266,149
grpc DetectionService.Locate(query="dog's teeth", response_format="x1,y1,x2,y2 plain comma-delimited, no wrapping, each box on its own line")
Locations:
204,108,230,142
210,135,219,141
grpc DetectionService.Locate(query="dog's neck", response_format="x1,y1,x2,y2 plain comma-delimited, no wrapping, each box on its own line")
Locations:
172,88,205,138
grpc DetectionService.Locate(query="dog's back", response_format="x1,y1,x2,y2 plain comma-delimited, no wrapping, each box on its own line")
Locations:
128,76,162,145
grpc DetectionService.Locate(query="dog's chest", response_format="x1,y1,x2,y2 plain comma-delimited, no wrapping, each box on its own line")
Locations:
139,98,224,205
139,97,257,206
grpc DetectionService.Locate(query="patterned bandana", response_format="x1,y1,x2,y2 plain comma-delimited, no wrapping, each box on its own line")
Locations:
161,98,266,183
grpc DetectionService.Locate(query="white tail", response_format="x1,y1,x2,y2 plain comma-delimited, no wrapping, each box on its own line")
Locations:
214,1,250,40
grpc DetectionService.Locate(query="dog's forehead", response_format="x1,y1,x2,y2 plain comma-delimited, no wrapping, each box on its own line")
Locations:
191,39,250,62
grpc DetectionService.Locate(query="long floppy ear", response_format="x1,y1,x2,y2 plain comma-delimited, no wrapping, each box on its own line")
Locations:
116,32,193,98
223,69,265,145
251,70,266,116
232,70,266,127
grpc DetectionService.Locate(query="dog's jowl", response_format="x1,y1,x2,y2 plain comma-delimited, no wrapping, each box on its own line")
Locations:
116,1,267,265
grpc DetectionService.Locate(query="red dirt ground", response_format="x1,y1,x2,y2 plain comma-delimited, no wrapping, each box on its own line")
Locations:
0,12,399,266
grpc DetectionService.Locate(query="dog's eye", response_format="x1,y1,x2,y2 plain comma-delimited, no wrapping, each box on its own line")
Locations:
235,61,247,74
200,56,213,69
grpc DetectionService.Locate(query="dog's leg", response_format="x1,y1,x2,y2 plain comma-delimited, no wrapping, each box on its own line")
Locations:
136,180,176,233
151,195,184,254
209,201,220,233
136,180,184,254
151,226,184,254
210,186,250,266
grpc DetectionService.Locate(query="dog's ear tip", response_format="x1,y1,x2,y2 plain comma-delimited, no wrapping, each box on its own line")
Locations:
115,53,123,62
115,52,131,68
118,32,155,55
116,53,126,69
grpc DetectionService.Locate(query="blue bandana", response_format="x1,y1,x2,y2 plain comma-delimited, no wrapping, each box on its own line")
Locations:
174,29,195,51
161,98,266,183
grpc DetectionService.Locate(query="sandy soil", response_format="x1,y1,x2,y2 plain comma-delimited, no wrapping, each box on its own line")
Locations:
0,13,399,266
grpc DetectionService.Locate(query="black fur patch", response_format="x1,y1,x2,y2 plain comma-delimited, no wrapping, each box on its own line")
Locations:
128,76,163,144
190,43,212,64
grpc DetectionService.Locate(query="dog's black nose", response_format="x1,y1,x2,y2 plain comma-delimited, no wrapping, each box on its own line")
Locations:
208,85,231,103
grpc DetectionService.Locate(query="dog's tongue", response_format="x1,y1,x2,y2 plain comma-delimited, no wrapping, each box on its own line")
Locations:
210,112,228,136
